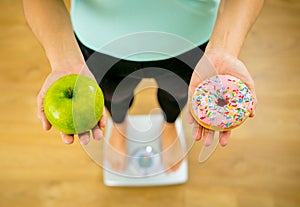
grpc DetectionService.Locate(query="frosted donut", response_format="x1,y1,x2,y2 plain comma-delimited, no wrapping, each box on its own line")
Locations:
190,75,255,131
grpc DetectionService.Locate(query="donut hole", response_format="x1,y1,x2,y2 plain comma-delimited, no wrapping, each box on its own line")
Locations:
217,98,227,107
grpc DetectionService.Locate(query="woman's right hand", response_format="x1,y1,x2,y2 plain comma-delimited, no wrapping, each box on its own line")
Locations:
23,0,106,144
37,66,106,145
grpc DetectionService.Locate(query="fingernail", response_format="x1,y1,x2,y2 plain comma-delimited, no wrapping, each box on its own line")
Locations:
204,137,212,146
220,138,228,147
61,133,74,144
80,136,89,145
94,130,103,140
64,138,74,144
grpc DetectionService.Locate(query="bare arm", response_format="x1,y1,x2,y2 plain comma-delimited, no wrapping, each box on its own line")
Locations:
206,0,264,57
23,0,105,145
23,0,84,71
189,0,264,146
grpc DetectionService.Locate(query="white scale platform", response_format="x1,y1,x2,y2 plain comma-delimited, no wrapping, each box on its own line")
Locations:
102,114,188,187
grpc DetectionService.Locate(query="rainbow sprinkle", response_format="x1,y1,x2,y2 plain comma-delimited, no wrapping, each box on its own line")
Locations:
191,75,254,130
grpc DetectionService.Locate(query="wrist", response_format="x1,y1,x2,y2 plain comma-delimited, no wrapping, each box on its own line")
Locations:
201,49,242,76
46,42,85,73
49,57,85,74
45,34,85,73
202,49,237,68
205,38,242,58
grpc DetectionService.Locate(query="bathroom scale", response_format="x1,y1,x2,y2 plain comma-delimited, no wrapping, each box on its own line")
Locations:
101,114,189,186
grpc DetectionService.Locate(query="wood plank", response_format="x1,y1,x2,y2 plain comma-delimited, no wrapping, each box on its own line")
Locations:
0,0,299,206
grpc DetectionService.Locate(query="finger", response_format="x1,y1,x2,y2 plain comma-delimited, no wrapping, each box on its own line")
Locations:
78,131,90,145
249,110,256,118
37,93,52,131
192,123,202,141
202,128,214,146
98,107,107,129
92,125,103,140
248,86,257,118
219,131,231,147
37,112,52,131
235,70,257,118
248,94,257,118
60,132,74,144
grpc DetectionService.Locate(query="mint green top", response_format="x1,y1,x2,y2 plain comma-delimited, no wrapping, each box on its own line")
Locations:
71,0,220,61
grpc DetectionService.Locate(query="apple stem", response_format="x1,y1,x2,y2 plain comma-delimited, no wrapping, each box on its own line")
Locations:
68,87,73,98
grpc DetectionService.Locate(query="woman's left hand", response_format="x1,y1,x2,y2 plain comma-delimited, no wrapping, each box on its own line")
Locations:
188,50,257,146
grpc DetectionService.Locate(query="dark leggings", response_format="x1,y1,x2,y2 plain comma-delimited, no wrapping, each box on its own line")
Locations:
76,37,207,123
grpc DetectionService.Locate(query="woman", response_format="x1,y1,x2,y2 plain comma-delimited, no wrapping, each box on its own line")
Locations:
23,0,263,172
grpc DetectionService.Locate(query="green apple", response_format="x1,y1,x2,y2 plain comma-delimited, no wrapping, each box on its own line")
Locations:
44,74,104,135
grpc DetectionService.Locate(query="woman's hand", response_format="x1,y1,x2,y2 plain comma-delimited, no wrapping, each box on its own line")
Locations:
37,65,106,145
23,0,107,145
188,50,257,147
187,0,263,147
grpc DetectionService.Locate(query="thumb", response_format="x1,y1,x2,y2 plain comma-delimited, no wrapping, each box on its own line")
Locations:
37,91,52,131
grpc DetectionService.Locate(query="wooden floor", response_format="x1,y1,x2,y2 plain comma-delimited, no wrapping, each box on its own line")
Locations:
0,0,299,206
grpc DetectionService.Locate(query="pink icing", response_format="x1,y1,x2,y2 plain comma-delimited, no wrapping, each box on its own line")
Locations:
191,75,254,130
